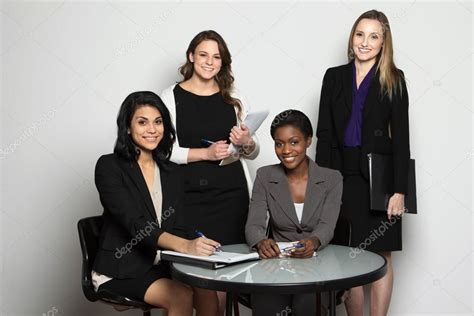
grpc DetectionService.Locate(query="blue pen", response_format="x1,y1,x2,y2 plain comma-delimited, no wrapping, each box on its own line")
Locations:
195,230,222,252
200,139,215,146
281,243,304,254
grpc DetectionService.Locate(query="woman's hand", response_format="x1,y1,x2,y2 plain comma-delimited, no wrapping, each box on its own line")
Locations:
256,238,281,259
229,124,251,147
387,193,405,219
290,237,320,259
205,140,230,161
185,237,221,256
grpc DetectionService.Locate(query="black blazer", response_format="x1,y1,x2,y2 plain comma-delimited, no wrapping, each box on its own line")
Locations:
92,154,184,279
315,62,410,193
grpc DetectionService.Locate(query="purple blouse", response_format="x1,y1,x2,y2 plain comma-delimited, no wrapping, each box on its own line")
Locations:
343,62,376,147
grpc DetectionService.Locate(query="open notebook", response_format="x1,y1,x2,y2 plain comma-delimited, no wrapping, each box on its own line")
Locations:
161,250,260,269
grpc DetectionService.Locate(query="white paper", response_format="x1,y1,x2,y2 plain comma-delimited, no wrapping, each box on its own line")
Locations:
242,110,270,135
277,241,300,252
226,110,270,156
219,110,270,166
161,250,260,264
276,241,318,257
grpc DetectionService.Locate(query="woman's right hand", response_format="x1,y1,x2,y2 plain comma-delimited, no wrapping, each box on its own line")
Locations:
205,140,230,161
256,239,281,258
186,237,221,256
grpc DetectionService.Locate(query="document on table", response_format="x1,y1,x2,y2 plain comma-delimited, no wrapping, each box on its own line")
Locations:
161,250,260,269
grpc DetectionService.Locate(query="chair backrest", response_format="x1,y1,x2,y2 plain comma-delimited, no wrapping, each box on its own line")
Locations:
78,216,103,302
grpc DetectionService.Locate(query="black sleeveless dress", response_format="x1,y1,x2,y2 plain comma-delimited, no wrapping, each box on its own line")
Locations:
173,84,249,245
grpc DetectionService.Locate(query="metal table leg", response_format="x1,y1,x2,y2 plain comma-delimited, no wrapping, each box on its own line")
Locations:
225,292,233,316
329,290,336,316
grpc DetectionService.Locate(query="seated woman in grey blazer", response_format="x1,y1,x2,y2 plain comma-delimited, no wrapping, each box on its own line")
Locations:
245,109,343,315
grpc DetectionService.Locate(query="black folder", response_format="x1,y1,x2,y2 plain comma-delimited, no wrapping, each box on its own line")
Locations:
368,153,417,214
161,252,229,269
161,251,260,270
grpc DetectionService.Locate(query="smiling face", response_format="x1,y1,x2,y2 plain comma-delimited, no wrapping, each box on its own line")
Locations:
352,18,384,64
189,40,222,81
128,105,163,154
274,125,312,171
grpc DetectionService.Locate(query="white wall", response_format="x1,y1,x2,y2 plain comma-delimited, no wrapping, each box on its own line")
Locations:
1,1,472,315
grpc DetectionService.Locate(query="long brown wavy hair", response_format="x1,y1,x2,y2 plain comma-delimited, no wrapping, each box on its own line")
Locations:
179,30,243,118
348,10,404,100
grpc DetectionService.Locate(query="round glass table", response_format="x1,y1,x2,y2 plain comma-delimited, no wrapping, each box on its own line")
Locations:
171,244,386,315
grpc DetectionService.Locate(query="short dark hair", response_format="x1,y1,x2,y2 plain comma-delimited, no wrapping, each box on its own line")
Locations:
270,109,313,139
114,91,175,163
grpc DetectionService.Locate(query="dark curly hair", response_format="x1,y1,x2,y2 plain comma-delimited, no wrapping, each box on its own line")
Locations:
114,91,175,164
270,109,313,140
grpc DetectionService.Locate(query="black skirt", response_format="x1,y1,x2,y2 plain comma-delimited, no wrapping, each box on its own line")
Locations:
98,262,171,301
331,148,402,252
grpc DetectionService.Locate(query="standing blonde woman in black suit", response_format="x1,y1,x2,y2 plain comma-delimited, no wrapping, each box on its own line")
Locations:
315,10,410,316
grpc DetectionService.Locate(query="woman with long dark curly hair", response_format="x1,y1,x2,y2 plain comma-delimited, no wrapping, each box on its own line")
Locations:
160,30,259,248
160,30,259,314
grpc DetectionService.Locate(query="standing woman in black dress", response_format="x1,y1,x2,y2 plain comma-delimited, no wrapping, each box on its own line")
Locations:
160,30,259,313
315,10,410,316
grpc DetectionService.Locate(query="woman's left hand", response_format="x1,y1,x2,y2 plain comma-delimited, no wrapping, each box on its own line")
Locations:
229,124,251,147
290,237,320,259
387,193,405,219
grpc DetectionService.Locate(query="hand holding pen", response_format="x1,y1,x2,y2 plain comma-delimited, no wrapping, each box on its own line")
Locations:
290,237,320,258
200,139,230,161
194,231,222,254
281,242,304,256
186,230,221,256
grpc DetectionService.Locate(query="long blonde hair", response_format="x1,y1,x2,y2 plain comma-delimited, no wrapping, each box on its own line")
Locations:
348,10,404,100
179,30,243,118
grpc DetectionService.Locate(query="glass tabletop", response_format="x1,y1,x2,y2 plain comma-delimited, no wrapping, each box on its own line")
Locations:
171,244,387,293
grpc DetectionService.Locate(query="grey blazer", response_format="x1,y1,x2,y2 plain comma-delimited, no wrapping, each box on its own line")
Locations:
245,158,343,250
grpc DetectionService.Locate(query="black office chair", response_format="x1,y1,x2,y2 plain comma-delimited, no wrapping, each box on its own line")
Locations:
78,216,159,316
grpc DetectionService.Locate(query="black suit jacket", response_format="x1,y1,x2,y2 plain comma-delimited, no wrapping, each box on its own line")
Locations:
92,154,184,279
315,62,410,193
